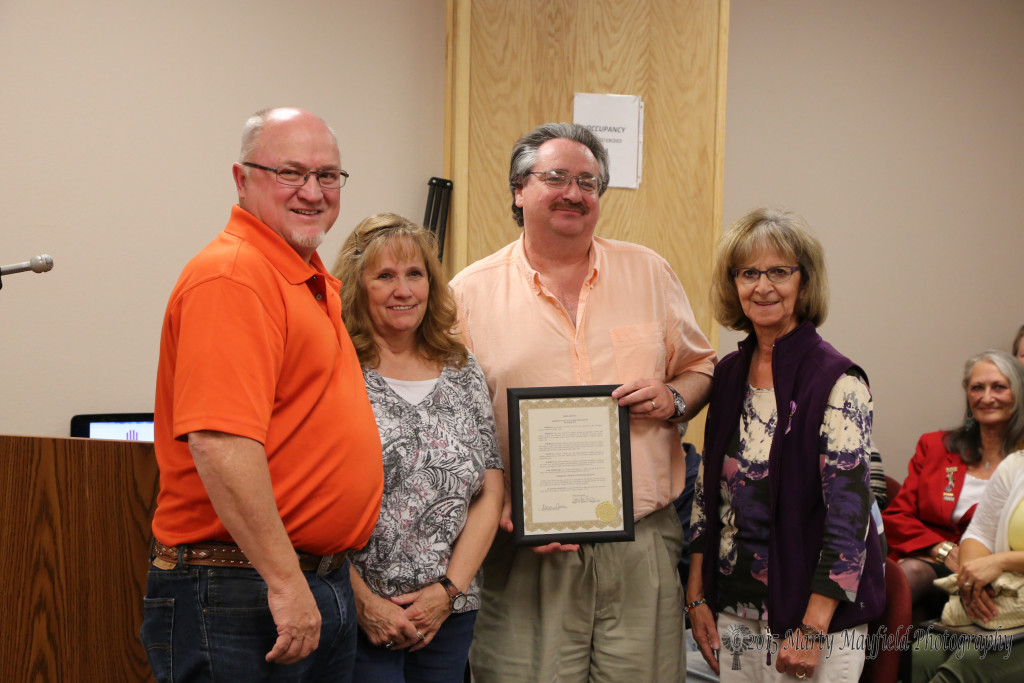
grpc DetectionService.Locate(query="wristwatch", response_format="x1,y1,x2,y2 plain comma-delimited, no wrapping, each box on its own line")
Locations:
668,386,687,420
438,575,468,611
798,623,828,645
935,541,955,564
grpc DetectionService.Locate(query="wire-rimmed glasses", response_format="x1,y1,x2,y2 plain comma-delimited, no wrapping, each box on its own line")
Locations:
242,162,349,189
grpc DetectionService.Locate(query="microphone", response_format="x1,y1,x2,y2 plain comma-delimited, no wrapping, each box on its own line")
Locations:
0,254,54,276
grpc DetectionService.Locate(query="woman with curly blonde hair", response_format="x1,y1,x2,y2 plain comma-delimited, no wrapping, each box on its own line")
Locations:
332,213,503,682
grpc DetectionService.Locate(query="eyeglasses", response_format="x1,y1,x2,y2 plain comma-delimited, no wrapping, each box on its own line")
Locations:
242,162,349,189
730,265,801,285
527,170,602,194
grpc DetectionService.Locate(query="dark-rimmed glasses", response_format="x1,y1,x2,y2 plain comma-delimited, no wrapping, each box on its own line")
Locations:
527,170,602,194
242,162,349,189
730,265,801,285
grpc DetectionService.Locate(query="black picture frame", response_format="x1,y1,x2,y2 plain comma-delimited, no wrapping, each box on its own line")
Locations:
507,385,634,546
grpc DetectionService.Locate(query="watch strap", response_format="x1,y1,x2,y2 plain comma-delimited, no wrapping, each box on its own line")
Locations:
438,575,464,609
668,386,687,419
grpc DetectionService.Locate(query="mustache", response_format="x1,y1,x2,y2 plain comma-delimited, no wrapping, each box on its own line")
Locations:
550,200,589,215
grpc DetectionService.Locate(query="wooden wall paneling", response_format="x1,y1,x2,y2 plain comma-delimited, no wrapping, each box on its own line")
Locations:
0,435,158,682
445,0,727,447
465,0,540,262
444,0,472,269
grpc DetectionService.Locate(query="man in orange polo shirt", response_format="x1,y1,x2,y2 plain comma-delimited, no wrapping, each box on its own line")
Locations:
142,108,383,682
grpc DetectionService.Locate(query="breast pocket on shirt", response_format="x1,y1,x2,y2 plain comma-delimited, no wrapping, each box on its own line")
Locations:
609,322,666,382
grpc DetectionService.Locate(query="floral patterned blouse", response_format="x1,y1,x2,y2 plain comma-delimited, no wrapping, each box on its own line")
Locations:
350,353,502,613
690,373,873,619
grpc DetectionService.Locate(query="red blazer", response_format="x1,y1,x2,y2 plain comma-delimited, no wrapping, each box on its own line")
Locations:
883,431,975,559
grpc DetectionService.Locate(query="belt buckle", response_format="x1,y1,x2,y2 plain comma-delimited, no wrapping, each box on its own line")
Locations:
316,551,347,577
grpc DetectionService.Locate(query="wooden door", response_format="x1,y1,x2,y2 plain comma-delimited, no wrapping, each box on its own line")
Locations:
444,0,728,446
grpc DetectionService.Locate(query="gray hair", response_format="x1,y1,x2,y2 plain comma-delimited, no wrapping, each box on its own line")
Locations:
507,122,610,227
945,349,1024,463
238,108,338,162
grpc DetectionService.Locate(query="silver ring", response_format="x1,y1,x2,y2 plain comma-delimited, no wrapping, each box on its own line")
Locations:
796,673,807,680
384,640,394,649
963,582,972,589
650,399,657,410
416,631,425,640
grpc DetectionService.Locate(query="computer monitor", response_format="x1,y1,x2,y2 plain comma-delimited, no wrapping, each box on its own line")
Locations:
70,413,155,441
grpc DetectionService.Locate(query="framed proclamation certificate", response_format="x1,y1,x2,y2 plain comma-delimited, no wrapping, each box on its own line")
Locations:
507,385,634,546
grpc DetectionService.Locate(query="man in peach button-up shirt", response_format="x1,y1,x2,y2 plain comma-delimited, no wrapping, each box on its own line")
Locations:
451,122,716,683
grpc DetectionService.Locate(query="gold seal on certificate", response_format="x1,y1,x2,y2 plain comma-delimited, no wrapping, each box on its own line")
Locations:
595,501,617,524
507,385,634,546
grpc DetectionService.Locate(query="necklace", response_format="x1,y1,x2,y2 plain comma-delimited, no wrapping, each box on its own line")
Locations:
983,453,1003,471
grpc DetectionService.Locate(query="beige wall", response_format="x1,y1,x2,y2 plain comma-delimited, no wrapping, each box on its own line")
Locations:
0,1,446,437
4,0,1022,481
722,1,1024,478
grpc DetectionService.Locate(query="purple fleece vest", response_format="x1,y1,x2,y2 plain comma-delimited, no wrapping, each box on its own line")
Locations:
700,321,885,635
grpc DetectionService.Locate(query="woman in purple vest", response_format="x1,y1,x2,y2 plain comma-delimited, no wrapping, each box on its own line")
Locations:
687,208,884,681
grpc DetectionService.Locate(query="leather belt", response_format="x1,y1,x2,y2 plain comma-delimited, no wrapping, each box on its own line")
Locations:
152,540,349,576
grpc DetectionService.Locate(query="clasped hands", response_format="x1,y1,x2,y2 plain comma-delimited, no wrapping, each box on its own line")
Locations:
359,583,451,652
958,555,1003,623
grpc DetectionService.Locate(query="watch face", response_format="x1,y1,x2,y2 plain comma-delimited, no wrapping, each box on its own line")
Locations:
452,594,468,611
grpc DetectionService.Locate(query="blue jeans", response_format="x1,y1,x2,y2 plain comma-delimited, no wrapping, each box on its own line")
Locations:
354,610,476,683
140,560,357,682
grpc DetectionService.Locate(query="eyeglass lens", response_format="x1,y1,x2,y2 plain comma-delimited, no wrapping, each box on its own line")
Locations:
732,266,799,284
276,168,346,189
533,170,600,194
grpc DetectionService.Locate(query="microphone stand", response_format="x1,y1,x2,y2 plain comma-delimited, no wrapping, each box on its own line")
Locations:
1,255,55,291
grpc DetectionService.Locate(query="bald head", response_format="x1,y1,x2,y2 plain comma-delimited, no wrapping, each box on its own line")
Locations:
239,108,338,162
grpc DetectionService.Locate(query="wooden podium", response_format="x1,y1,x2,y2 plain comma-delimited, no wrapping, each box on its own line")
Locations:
0,434,159,682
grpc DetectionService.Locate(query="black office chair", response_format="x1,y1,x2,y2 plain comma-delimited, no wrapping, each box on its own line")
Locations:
423,177,453,263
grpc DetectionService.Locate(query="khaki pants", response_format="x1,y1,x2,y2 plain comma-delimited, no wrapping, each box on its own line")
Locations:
469,505,685,683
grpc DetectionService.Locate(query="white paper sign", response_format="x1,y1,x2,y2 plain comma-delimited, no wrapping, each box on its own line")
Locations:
573,93,644,189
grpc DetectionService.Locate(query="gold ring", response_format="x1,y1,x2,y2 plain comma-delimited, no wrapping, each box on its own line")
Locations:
796,673,807,680
416,631,425,640
650,399,657,410
963,582,972,589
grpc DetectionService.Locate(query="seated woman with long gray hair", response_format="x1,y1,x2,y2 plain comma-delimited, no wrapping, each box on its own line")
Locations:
883,349,1024,623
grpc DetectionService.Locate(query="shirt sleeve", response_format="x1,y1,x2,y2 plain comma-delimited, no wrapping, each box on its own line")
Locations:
881,434,954,556
688,459,708,554
172,277,283,442
811,373,873,603
450,281,475,354
660,259,716,384
466,354,503,472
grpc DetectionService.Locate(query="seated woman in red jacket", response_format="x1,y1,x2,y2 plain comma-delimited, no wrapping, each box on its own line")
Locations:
883,349,1024,622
